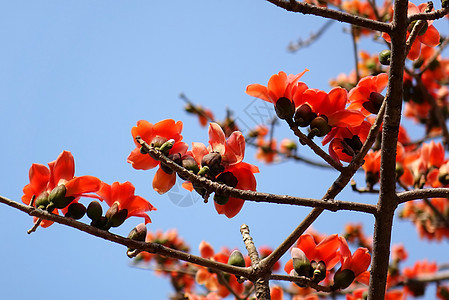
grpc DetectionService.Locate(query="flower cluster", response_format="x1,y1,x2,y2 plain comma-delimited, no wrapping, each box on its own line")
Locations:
128,119,259,218
246,71,390,164
22,151,155,229
284,233,371,290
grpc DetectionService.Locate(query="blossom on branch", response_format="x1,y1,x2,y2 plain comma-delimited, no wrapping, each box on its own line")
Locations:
22,151,101,227
127,119,188,194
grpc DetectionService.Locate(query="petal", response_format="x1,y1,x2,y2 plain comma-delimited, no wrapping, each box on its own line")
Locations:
246,84,271,102
170,141,189,156
297,234,317,260
223,131,245,165
267,71,288,101
28,163,50,195
127,148,160,170
208,123,226,154
327,87,348,112
328,110,365,127
52,151,75,184
65,176,102,197
182,181,194,192
215,197,244,218
420,25,440,47
97,182,112,206
125,195,156,223
407,40,421,61
152,167,176,194
153,119,183,142
199,240,215,258
131,120,153,147
350,248,371,276
191,142,209,164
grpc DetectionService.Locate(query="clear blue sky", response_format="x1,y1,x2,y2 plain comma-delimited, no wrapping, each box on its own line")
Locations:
0,1,447,299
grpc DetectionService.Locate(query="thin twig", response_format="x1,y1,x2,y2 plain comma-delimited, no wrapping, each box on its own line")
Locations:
397,188,449,203
422,198,449,230
408,7,449,22
288,20,334,52
351,25,361,83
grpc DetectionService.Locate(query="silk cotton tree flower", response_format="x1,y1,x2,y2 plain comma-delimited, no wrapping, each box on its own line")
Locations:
127,119,188,194
22,151,102,227
246,70,309,119
348,73,389,115
97,181,156,226
183,123,259,218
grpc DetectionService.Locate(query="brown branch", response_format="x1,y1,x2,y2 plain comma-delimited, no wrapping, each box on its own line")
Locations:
408,7,449,22
285,119,344,171
240,224,270,300
423,198,449,230
0,194,253,279
269,274,332,292
397,188,449,203
136,136,377,214
351,26,360,83
266,0,392,33
368,0,409,297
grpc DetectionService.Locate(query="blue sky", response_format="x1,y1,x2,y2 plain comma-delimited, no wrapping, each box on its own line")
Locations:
0,1,448,299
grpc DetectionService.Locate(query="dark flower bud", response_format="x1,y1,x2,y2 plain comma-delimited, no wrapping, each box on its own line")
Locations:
311,260,327,283
342,135,363,157
127,223,147,242
438,170,449,185
428,58,440,70
160,153,182,174
405,279,426,297
92,216,109,230
379,49,391,66
308,116,331,138
228,250,246,267
214,172,238,205
332,269,356,290
182,155,199,174
201,152,224,177
105,202,128,227
65,202,86,220
87,200,103,221
294,104,317,127
365,171,380,188
362,92,384,114
150,136,168,149
408,20,428,36
413,58,424,69
396,163,404,179
48,185,74,209
275,97,295,120
443,0,449,8
35,191,50,209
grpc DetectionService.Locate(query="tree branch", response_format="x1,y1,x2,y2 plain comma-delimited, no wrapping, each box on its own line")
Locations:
266,0,392,33
397,188,449,203
408,7,449,22
136,137,377,214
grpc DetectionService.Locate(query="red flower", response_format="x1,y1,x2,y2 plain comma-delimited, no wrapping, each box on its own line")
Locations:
296,233,341,270
335,236,371,288
97,181,156,224
22,151,101,227
348,73,389,115
186,123,259,218
245,70,308,106
127,119,188,194
382,2,440,60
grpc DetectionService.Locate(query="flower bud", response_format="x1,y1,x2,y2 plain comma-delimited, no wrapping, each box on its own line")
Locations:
127,223,147,242
92,216,109,230
291,248,311,278
294,104,317,127
311,260,327,283
308,116,331,138
395,163,404,179
438,170,449,185
443,0,449,8
214,172,238,205
362,92,384,114
87,200,103,221
413,58,424,69
48,185,74,209
228,250,246,267
35,191,50,209
343,135,363,156
150,136,168,148
379,49,391,66
332,269,355,290
365,171,380,188
159,139,175,155
181,155,199,175
65,202,86,220
275,97,295,120
105,202,128,227
201,152,224,177
160,153,182,175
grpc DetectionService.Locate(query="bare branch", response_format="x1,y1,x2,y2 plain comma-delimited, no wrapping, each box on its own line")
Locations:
408,7,449,22
266,0,392,33
397,188,449,203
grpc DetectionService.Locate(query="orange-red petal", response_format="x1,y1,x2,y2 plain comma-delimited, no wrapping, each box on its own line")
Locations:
152,167,176,194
